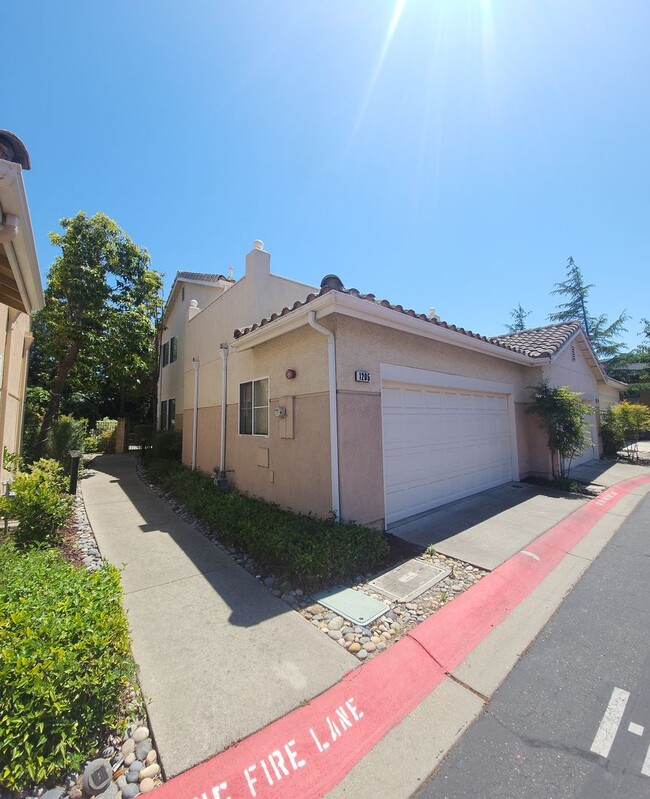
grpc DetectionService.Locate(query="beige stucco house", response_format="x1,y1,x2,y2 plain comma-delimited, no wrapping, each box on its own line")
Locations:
0,131,44,480
160,241,623,530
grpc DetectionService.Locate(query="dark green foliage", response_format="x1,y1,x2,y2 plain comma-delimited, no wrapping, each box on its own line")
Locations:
0,542,136,790
47,415,87,468
133,424,153,450
0,459,73,548
30,211,163,457
527,381,593,479
549,256,628,358
505,303,531,333
142,456,389,588
152,430,182,461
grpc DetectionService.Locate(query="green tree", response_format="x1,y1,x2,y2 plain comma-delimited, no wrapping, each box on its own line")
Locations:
31,212,162,458
601,402,650,461
549,256,629,359
505,303,531,333
526,381,593,479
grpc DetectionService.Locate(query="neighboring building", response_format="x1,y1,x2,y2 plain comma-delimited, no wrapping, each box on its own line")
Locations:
0,131,44,480
158,271,235,432
159,241,624,530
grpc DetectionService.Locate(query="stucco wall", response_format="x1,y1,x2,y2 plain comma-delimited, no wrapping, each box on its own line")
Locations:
337,391,384,526
598,383,621,410
159,281,226,425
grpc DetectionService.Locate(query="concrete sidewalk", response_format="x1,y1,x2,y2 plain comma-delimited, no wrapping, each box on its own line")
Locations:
81,455,353,778
391,459,650,570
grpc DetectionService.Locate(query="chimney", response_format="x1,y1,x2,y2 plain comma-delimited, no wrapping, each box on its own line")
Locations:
188,299,200,321
245,239,270,280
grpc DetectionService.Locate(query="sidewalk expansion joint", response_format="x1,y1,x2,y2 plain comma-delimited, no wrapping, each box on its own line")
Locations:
405,632,489,703
122,567,223,596
445,672,491,704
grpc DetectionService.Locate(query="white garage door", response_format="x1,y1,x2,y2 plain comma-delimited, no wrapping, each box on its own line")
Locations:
382,383,514,526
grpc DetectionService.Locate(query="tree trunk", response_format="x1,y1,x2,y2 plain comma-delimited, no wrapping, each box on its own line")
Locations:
34,341,81,459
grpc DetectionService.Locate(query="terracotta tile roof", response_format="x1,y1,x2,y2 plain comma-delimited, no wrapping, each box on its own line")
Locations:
490,322,582,358
233,274,527,357
177,271,234,283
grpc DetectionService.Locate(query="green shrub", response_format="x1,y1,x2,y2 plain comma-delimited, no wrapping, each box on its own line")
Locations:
47,415,87,468
152,430,182,461
133,424,153,450
0,459,73,548
85,418,118,454
142,455,388,587
0,542,136,790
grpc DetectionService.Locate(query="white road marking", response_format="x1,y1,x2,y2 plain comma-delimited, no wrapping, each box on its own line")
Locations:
590,687,630,758
520,550,540,561
642,742,650,777
629,722,644,736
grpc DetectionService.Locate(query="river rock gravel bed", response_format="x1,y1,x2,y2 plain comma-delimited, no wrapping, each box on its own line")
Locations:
135,459,488,662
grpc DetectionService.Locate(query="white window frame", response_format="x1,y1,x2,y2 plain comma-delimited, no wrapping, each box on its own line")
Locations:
239,377,269,436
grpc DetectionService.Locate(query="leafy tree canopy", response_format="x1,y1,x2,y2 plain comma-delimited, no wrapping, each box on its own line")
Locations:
549,256,629,359
30,211,162,457
526,381,593,479
505,303,532,333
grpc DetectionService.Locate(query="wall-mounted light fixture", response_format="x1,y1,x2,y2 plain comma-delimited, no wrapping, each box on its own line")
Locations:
285,369,297,380
274,405,287,418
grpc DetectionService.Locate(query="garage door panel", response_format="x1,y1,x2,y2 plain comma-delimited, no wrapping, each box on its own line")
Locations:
383,383,514,525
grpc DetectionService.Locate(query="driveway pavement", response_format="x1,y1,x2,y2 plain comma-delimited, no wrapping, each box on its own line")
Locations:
81,455,353,778
391,459,650,571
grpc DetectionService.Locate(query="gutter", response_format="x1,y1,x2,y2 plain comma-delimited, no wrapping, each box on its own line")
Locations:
0,161,44,311
307,311,341,520
232,291,536,366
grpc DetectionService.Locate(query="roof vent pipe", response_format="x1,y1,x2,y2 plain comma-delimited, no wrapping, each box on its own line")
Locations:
0,213,18,243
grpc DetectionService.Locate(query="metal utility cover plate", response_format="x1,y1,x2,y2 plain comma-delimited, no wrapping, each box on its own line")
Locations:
312,586,389,625
369,559,451,603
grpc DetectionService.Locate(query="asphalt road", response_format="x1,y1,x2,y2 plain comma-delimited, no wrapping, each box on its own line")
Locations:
414,491,650,799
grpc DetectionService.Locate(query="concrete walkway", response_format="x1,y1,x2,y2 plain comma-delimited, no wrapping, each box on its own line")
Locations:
81,455,353,778
391,459,650,571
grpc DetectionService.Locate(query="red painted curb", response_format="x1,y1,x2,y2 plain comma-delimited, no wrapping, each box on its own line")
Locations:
151,474,650,799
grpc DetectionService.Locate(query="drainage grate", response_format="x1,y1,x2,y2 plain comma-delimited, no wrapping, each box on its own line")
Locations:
311,586,389,625
369,559,451,603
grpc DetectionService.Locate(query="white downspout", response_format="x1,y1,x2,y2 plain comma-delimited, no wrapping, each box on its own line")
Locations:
307,311,340,520
219,343,228,475
191,357,200,470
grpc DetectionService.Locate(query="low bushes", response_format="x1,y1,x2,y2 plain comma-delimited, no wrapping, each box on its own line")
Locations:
0,542,136,790
0,459,73,548
601,402,650,459
48,415,87,467
85,417,118,454
142,456,388,588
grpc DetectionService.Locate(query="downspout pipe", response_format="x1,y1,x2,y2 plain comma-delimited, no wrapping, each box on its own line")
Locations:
191,357,200,470
307,311,341,520
219,343,228,476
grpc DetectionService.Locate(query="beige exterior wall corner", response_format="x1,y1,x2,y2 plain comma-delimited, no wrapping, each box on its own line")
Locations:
337,391,384,526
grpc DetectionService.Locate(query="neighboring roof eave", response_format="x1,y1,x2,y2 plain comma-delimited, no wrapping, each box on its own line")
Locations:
162,271,232,325
231,290,539,366
0,160,44,312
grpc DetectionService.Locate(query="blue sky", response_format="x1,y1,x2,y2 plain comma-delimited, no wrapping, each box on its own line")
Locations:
5,1,649,348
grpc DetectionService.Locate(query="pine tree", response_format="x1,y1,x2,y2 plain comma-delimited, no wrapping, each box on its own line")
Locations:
549,256,628,359
505,303,531,333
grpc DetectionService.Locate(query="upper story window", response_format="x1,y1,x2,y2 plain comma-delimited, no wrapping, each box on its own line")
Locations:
170,336,178,363
161,341,169,368
239,378,269,436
